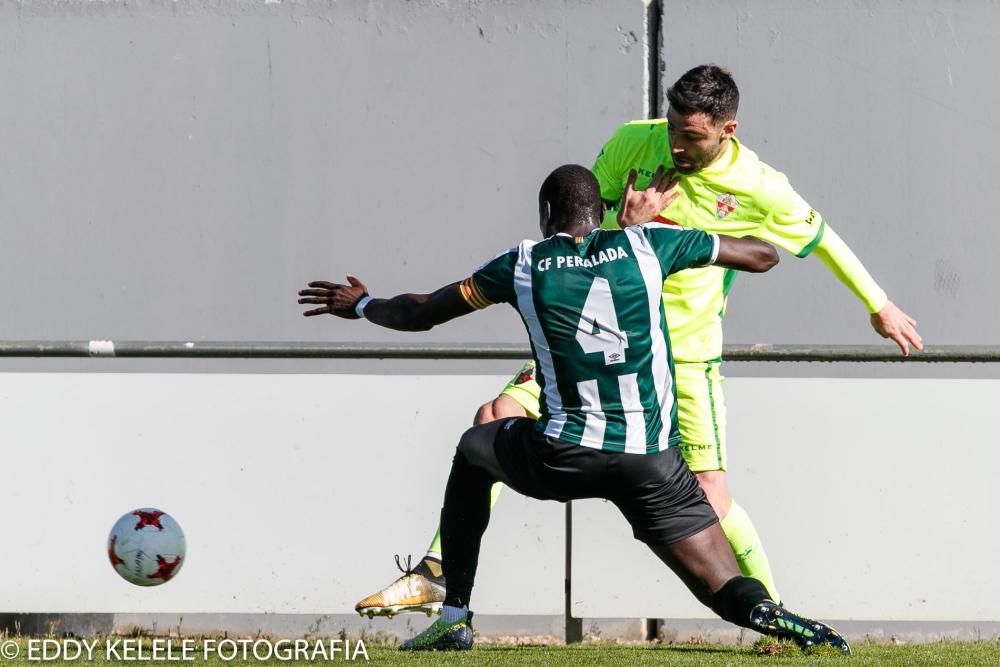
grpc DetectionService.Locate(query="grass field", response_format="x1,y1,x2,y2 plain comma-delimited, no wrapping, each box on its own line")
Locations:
373,642,1000,666
1,638,998,666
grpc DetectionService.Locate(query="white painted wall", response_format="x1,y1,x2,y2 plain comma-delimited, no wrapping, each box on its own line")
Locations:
574,376,1000,621
0,373,563,614
2,373,996,620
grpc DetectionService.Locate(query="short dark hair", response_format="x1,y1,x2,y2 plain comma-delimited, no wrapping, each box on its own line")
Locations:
666,65,739,122
539,164,602,226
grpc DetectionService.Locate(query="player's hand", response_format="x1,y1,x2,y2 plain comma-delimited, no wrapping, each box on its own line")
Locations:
298,276,369,319
617,166,680,228
869,300,923,356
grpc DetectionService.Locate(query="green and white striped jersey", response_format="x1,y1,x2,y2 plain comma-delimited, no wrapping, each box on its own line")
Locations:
460,224,719,454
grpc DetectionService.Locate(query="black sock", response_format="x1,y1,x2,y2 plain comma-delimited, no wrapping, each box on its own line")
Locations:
708,576,770,628
439,449,495,608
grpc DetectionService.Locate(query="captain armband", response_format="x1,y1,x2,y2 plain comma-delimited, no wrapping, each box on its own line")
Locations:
459,277,493,310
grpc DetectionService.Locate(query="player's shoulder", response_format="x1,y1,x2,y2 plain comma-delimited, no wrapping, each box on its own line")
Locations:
474,243,525,272
601,118,669,154
622,118,669,131
706,137,798,210
626,221,697,237
730,139,789,181
612,118,668,141
604,224,700,250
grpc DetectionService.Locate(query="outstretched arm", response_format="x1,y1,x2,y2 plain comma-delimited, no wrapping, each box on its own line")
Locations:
298,275,475,331
715,236,780,273
812,226,923,356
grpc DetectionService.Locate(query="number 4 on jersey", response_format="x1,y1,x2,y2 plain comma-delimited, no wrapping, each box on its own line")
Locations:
575,277,628,365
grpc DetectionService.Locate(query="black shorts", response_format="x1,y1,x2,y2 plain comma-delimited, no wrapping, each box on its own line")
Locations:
492,418,718,545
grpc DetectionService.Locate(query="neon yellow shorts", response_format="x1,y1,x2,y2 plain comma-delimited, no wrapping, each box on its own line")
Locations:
672,361,727,473
499,360,727,472
499,361,543,420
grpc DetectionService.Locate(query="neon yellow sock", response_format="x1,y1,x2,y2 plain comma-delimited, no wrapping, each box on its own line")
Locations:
719,501,780,602
426,482,505,558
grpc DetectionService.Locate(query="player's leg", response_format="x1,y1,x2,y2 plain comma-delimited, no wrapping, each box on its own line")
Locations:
694,467,776,600
424,482,504,559
401,418,528,651
675,361,779,601
356,366,541,618
650,531,850,654
615,448,848,654
422,392,526,558
424,391,521,558
610,444,739,605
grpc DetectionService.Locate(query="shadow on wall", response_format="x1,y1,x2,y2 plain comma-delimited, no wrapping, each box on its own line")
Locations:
0,614,114,637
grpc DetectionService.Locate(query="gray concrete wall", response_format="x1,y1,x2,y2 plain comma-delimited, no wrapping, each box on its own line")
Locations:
0,0,991,360
0,0,642,346
658,0,996,351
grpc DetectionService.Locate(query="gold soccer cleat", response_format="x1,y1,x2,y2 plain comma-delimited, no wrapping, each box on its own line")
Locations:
355,555,446,618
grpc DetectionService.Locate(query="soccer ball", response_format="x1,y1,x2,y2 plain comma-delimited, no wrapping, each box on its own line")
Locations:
107,508,186,586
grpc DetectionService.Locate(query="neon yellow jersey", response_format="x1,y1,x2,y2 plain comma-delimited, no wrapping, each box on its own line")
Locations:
592,119,825,362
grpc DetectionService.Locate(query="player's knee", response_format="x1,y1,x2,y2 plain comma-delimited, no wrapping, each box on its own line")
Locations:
457,423,507,484
695,471,733,518
457,426,476,455
473,401,495,426
457,425,491,460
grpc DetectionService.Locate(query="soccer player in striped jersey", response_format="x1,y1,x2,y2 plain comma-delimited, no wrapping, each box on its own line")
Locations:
299,164,849,654
355,65,923,616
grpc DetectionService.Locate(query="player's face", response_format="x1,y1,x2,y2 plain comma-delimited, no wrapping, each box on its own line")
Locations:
666,108,736,174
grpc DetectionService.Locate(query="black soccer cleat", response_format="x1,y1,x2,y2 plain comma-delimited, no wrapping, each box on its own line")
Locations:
399,611,474,651
750,601,851,655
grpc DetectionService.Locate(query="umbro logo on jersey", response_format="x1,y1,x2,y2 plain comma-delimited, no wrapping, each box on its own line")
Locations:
716,193,738,219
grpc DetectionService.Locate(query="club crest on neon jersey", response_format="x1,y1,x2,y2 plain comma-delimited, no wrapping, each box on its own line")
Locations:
716,193,739,219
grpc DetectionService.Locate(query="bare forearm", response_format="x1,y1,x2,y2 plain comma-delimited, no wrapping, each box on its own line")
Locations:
363,293,437,331
362,282,473,332
299,278,474,328
812,225,887,313
715,236,779,273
